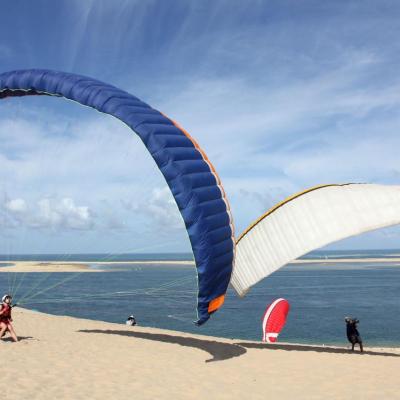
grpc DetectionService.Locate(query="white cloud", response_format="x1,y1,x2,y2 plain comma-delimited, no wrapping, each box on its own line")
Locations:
5,198,27,213
36,198,93,230
129,187,184,233
2,195,94,231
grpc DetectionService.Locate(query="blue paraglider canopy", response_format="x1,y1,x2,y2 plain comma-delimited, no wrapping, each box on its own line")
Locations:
0,69,235,324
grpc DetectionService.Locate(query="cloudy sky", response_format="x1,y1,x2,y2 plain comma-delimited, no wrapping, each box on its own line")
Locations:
1,0,400,254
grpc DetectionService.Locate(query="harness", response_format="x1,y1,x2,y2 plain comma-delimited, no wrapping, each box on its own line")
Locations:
0,303,11,322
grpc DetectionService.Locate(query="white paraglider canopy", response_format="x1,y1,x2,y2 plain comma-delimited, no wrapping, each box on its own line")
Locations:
232,183,400,296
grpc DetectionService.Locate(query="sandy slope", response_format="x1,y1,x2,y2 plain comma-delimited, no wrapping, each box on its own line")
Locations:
2,308,399,400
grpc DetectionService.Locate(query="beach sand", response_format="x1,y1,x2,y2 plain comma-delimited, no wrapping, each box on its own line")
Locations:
2,308,399,400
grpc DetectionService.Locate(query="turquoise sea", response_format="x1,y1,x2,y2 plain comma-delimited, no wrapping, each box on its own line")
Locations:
1,249,400,346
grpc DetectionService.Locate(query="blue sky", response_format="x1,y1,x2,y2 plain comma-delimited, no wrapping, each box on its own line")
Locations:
1,0,400,253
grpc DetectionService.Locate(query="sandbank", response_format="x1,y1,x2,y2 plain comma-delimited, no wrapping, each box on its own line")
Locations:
1,257,400,273
0,260,195,273
293,257,400,264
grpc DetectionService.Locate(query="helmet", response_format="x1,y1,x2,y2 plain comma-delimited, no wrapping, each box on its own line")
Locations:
1,294,11,302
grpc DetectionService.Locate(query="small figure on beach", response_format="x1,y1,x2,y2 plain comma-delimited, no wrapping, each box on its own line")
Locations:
126,315,137,326
0,294,18,342
345,317,363,352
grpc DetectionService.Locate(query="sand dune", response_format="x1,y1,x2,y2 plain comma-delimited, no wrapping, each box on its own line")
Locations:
2,308,399,400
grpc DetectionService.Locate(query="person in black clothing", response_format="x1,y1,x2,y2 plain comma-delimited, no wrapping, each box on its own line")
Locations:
345,317,363,352
126,315,136,326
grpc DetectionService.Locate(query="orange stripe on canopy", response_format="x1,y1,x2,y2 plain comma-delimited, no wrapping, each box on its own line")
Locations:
208,294,225,313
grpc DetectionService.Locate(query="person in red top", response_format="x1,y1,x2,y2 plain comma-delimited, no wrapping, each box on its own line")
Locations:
0,294,18,342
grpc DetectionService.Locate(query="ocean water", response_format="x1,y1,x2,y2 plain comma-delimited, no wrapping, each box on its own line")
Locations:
1,250,400,346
